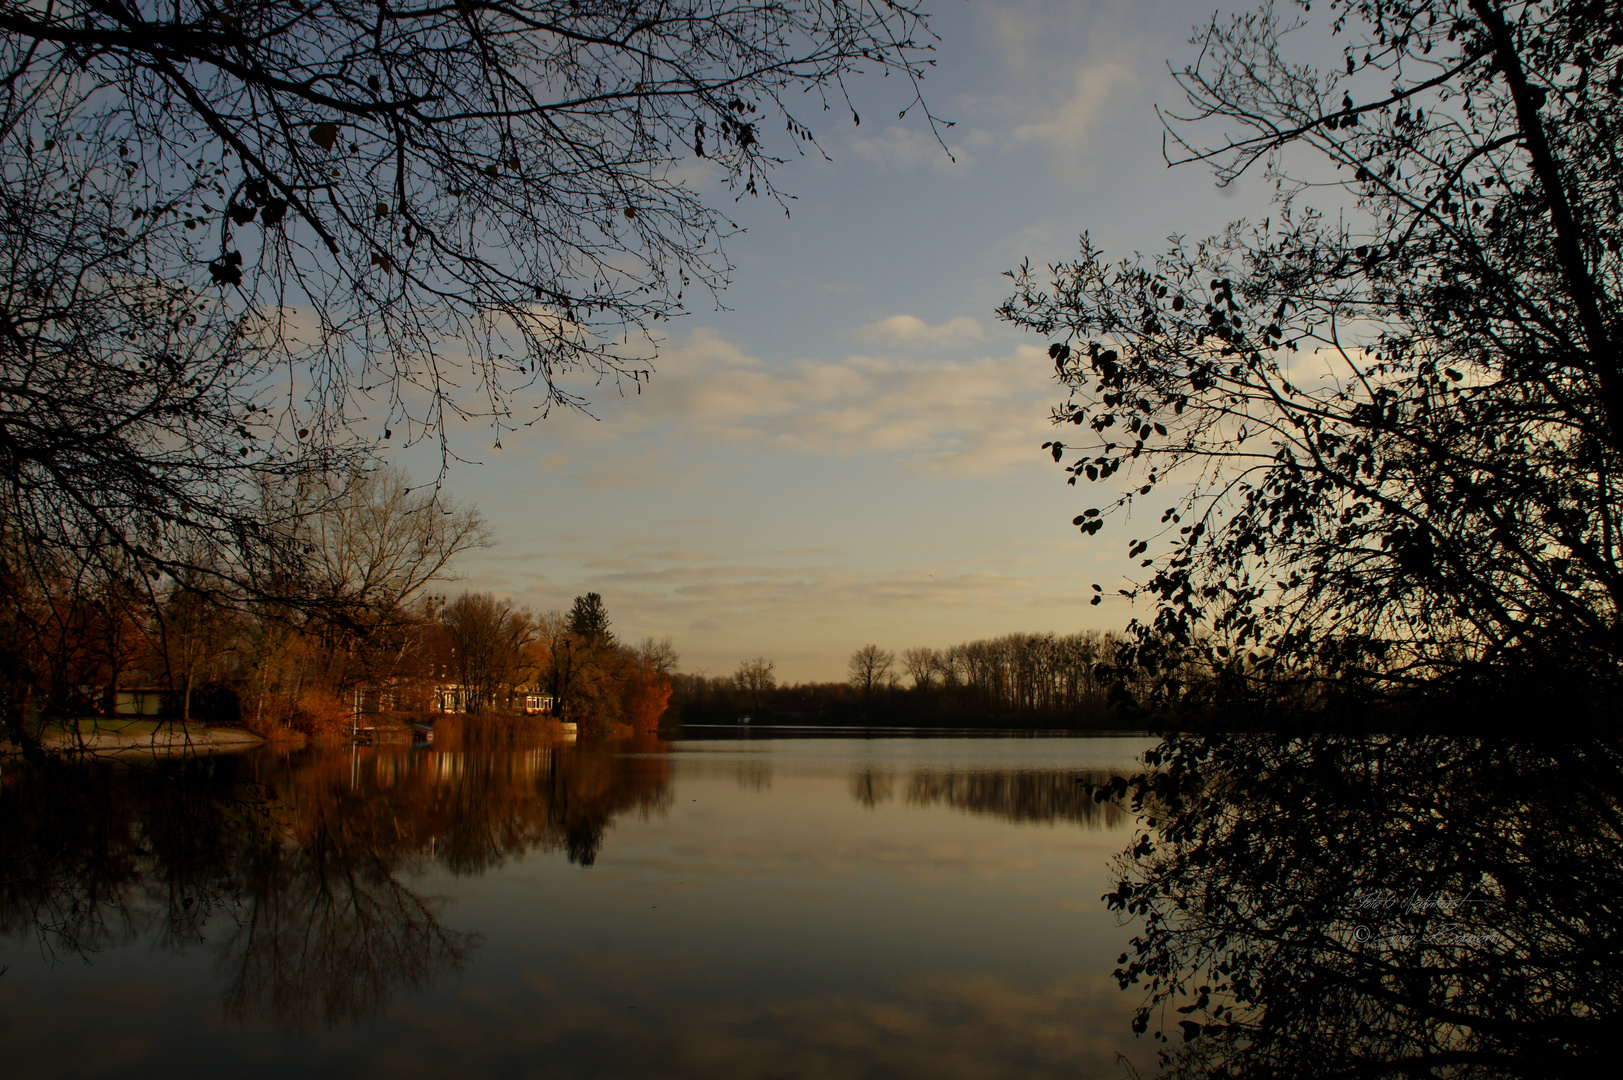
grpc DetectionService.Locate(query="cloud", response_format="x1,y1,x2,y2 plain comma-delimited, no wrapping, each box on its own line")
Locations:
854,314,984,349
486,532,1084,619
847,125,974,172
941,0,1145,167
532,444,697,492
840,10,1140,176
1007,60,1137,159
470,535,1114,681
624,327,1054,477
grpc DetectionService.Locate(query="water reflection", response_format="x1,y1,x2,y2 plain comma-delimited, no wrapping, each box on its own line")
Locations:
850,766,1131,828
1100,734,1621,1078
0,735,671,1028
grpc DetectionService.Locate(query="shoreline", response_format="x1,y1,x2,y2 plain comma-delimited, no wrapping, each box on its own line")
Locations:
3,724,267,758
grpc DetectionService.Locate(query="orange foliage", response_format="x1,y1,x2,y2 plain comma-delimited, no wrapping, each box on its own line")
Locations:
291,687,351,737
622,667,673,730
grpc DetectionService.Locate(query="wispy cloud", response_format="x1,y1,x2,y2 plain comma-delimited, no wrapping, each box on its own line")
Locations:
472,533,1118,678
835,3,1144,175
847,125,973,172
942,0,1146,167
1006,61,1137,159
617,327,1054,477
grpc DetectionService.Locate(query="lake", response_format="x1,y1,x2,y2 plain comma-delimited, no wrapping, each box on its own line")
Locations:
0,733,1157,1079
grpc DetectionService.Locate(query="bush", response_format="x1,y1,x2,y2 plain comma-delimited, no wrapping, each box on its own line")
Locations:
290,688,351,738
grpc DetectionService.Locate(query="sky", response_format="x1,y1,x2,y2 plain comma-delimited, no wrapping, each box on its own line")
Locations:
392,0,1282,683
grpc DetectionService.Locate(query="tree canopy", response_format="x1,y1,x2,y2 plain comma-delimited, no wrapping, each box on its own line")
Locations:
0,0,937,575
567,591,613,643
1,0,938,733
1000,0,1623,716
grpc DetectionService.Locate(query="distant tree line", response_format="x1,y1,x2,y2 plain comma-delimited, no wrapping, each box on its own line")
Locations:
668,630,1150,729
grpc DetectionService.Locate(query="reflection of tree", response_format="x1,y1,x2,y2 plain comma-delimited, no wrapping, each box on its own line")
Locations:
910,770,1130,829
0,735,672,1027
0,756,249,960
846,767,1130,828
539,735,674,867
850,768,894,809
218,828,473,1031
1100,735,1621,1078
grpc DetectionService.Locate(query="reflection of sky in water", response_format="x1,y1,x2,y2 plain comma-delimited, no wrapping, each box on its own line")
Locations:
0,737,1151,1079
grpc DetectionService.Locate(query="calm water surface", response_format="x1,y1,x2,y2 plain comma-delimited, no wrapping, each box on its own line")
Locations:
0,734,1156,1079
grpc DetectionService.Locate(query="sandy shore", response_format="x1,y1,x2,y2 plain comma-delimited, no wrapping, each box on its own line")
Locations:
10,725,268,757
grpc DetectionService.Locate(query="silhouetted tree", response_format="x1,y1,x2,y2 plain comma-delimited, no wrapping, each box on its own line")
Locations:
733,656,776,715
848,643,895,706
154,569,246,724
637,637,681,677
298,468,490,632
1001,0,1623,716
902,646,937,690
567,592,615,645
541,595,652,724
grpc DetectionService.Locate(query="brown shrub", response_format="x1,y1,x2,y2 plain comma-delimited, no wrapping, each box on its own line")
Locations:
290,688,351,738
430,709,550,749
